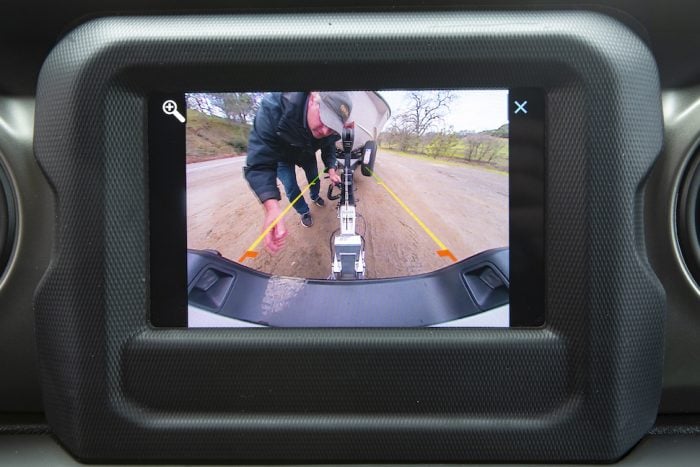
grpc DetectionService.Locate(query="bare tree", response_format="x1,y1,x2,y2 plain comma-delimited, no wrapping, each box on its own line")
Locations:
463,134,502,163
481,138,501,163
385,91,456,153
218,93,256,123
398,91,457,137
463,137,482,161
186,93,226,117
387,121,418,152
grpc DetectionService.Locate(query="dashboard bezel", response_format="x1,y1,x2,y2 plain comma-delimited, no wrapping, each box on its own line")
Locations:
33,11,664,462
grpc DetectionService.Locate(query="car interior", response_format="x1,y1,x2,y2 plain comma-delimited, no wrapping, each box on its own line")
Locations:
1,0,700,465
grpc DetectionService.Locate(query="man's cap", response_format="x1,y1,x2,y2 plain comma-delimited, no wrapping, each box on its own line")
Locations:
318,91,353,135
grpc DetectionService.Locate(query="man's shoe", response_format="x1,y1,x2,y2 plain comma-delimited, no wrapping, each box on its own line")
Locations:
301,212,313,227
313,196,325,207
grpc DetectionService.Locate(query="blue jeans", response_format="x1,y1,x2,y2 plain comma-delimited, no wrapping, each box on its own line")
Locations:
277,158,321,215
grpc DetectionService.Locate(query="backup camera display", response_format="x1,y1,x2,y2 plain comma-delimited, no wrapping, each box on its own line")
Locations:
149,89,544,328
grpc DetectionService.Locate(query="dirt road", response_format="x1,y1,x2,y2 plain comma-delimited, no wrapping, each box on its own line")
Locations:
186,150,508,279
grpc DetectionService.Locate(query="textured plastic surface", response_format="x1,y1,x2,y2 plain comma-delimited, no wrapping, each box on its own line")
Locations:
33,12,664,462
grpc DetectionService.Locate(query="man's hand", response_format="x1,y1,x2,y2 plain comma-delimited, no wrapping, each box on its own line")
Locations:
262,199,288,254
328,167,341,185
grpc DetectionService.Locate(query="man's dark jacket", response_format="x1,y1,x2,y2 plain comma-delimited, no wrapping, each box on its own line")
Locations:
244,92,339,203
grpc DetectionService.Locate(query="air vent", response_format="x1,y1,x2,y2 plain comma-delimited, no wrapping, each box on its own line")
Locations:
677,151,700,285
0,162,16,276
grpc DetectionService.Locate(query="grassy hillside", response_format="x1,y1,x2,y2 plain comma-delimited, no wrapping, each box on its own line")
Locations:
186,109,251,163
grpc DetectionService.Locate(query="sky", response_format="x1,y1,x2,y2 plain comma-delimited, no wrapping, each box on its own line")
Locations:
377,89,509,133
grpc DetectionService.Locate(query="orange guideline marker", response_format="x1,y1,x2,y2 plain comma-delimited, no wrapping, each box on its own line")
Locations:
437,249,457,262
367,166,456,263
238,175,320,262
238,251,258,263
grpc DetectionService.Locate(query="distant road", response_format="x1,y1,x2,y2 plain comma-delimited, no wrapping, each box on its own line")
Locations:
186,156,246,174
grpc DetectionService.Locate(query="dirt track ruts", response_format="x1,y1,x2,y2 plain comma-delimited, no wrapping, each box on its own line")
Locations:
186,150,508,279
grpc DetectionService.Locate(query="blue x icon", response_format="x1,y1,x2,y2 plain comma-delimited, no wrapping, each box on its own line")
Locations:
514,100,528,114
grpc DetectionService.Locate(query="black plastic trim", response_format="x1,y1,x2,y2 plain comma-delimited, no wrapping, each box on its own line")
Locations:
186,248,506,326
33,12,664,462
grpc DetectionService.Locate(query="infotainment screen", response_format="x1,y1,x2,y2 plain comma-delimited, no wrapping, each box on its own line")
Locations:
149,89,544,328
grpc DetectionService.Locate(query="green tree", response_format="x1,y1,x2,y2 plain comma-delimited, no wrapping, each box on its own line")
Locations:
426,131,459,159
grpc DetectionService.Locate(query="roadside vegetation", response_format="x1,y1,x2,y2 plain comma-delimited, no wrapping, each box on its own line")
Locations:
185,93,263,163
183,91,509,172
381,127,508,172
185,109,251,164
379,91,509,173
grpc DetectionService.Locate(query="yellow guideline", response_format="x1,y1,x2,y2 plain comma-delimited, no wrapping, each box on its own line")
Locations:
239,175,320,262
367,167,456,262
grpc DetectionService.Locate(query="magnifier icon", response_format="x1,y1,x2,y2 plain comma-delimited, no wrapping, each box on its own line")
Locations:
162,100,186,123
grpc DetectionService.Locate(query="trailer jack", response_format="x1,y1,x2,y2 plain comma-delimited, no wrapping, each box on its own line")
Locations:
329,125,366,280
